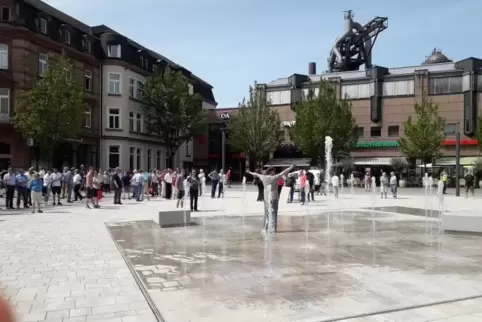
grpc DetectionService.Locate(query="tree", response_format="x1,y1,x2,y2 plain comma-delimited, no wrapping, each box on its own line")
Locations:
293,81,358,165
228,84,280,168
398,95,445,167
141,67,205,168
14,53,85,165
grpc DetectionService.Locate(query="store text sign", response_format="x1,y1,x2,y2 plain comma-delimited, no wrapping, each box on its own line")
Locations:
219,112,230,120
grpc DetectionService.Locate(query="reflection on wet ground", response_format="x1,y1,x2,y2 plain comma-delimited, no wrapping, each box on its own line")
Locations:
365,206,442,217
106,212,482,322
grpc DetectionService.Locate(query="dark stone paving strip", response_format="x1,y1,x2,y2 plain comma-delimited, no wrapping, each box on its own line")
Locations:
105,221,166,322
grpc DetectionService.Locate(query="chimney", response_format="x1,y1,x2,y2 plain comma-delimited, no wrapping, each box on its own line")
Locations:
308,62,316,75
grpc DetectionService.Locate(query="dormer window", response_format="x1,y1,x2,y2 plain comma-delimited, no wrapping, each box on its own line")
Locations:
82,36,92,53
152,64,157,72
107,44,121,58
0,7,10,21
38,17,47,34
140,56,144,67
64,29,71,44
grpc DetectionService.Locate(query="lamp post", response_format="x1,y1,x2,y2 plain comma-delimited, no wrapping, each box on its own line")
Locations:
221,127,227,172
455,122,461,197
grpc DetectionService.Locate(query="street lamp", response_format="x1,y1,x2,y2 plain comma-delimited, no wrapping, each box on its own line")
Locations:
455,122,461,197
220,126,227,172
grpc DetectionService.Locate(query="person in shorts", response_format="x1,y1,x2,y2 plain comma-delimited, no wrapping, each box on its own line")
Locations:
50,168,63,205
85,167,97,209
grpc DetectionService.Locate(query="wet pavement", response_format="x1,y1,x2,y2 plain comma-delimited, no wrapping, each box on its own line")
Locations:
363,206,443,217
106,211,482,322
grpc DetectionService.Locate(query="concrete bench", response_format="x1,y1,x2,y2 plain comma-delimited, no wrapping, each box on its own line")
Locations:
158,210,191,228
443,212,482,233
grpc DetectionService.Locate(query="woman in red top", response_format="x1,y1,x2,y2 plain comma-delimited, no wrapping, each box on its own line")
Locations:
277,176,284,196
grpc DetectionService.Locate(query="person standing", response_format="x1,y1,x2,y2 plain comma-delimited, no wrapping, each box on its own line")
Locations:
226,168,232,188
277,176,284,197
142,170,150,201
198,169,206,196
465,170,475,199
112,168,123,205
164,169,173,199
299,170,307,205
29,173,43,213
73,169,83,201
93,169,102,207
390,172,398,199
175,169,185,209
122,171,131,199
286,173,295,203
306,170,314,202
43,170,52,205
218,169,225,198
50,168,63,206
380,172,389,199
208,170,220,199
246,165,295,233
3,168,16,210
15,169,29,209
26,168,34,206
63,167,73,203
331,174,340,198
441,170,448,194
187,170,200,211
85,168,96,209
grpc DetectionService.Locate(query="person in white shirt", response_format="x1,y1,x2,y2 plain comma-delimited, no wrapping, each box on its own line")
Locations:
43,170,52,204
197,169,206,196
164,170,173,199
50,168,63,205
73,169,83,201
331,174,340,198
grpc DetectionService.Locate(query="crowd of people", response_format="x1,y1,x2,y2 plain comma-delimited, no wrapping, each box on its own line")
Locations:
0,166,233,213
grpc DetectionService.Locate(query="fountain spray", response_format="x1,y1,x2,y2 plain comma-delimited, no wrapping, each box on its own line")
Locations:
325,136,333,194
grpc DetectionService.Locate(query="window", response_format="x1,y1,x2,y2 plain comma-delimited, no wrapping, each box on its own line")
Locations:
444,123,457,136
136,113,142,132
140,57,144,67
129,147,135,170
156,150,161,170
429,77,462,95
0,88,9,114
152,64,157,72
382,80,415,96
108,73,121,95
84,39,91,53
0,7,10,21
129,78,135,98
38,53,47,76
0,44,7,70
387,125,399,137
84,106,91,128
39,18,47,34
129,112,134,131
107,44,121,58
108,146,120,169
108,108,120,129
144,58,148,69
147,149,152,170
136,148,141,170
370,126,382,138
355,126,364,138
136,80,143,99
341,84,372,99
64,29,71,44
188,84,193,95
84,70,92,91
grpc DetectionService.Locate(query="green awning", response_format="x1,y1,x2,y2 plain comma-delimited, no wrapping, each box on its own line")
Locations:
354,141,399,148
434,157,479,166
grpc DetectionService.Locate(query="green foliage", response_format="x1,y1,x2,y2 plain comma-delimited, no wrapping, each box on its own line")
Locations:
398,95,445,164
293,81,358,165
13,53,85,157
228,84,280,167
141,67,205,167
390,157,409,174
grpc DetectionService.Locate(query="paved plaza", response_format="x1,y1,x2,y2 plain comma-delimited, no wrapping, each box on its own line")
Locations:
1,186,482,321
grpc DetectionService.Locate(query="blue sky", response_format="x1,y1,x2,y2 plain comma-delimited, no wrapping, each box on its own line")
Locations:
46,0,477,107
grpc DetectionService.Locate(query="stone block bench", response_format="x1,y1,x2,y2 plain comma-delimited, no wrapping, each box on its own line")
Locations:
443,212,482,234
159,210,191,228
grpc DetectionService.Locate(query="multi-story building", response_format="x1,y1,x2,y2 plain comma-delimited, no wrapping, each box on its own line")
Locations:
0,0,216,171
91,25,216,171
0,0,102,169
256,50,482,170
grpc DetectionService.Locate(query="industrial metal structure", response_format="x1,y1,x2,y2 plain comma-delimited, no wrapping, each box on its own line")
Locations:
328,10,388,72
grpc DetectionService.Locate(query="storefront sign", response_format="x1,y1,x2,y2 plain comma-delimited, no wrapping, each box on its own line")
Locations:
441,139,478,146
219,112,230,120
